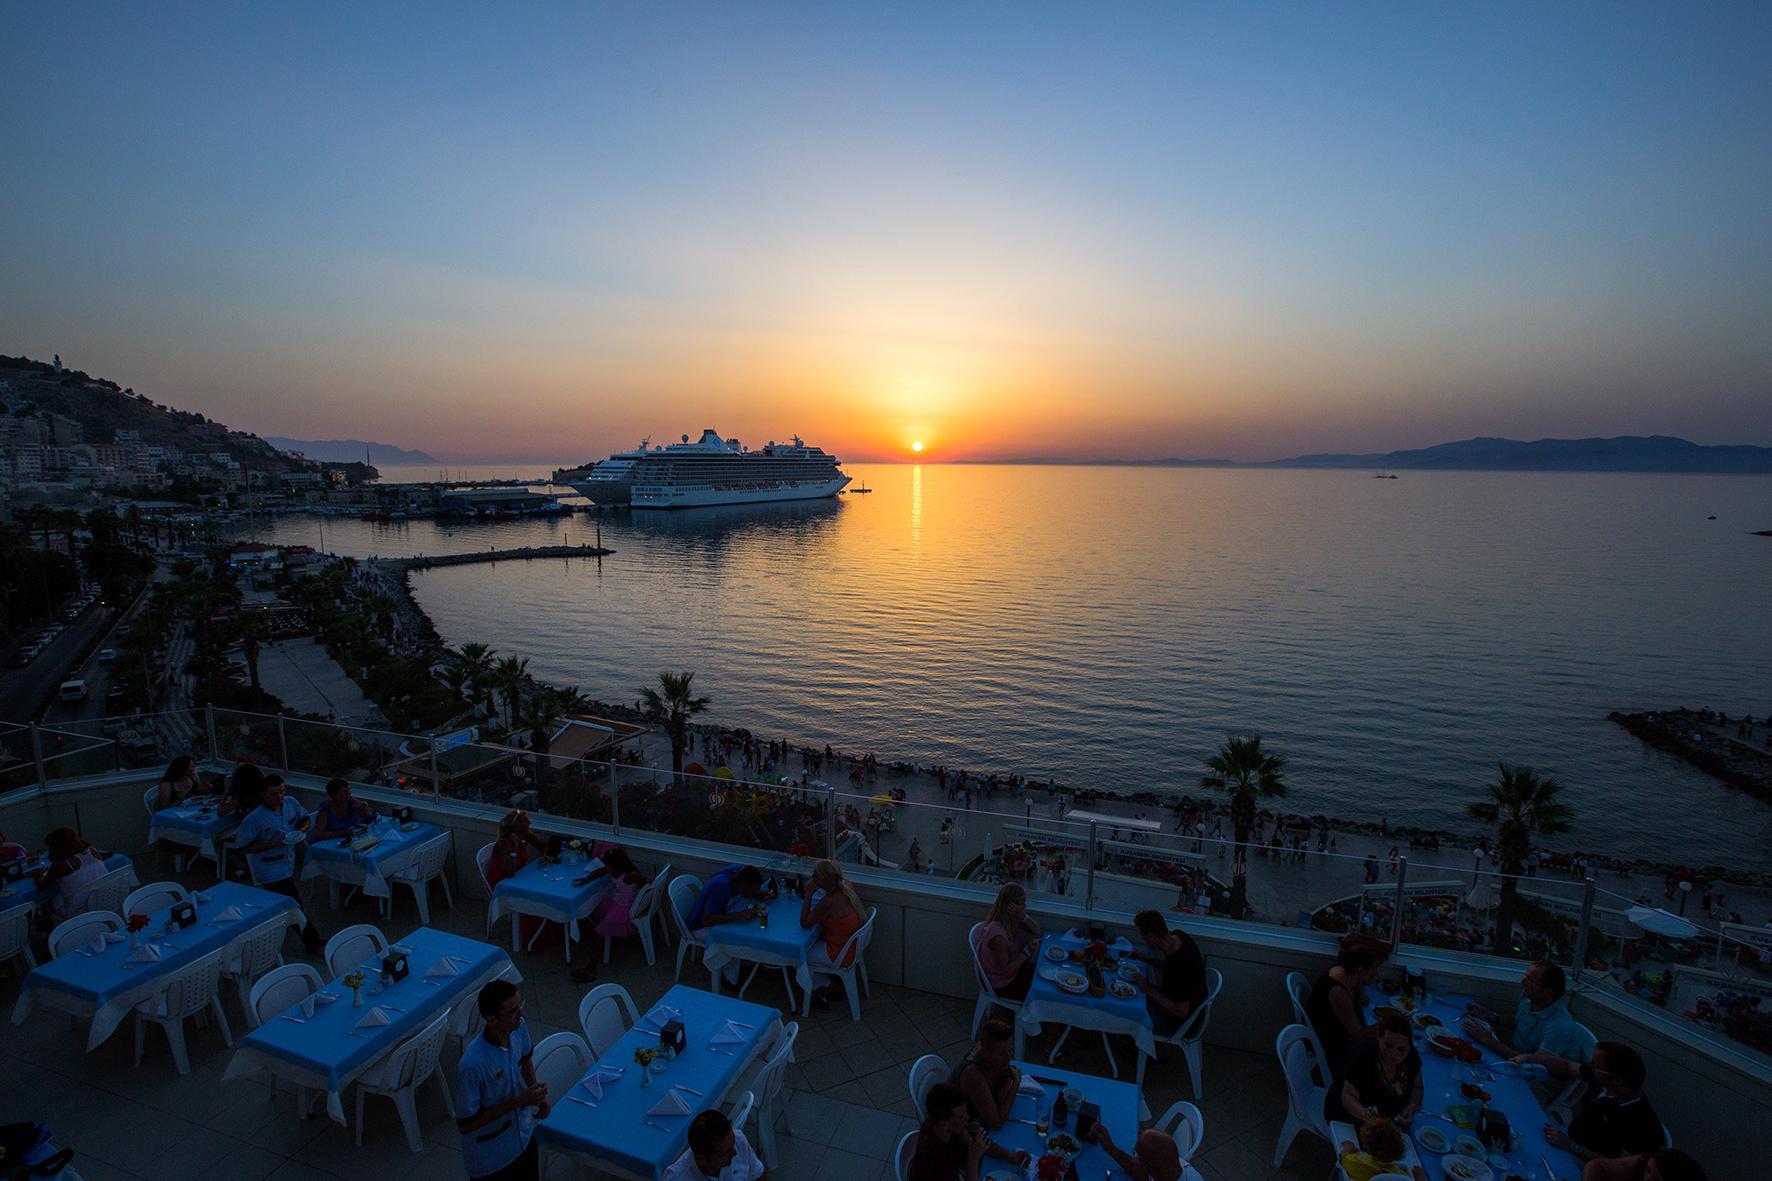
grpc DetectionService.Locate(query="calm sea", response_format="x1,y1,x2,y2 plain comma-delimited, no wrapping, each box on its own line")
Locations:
248,465,1772,869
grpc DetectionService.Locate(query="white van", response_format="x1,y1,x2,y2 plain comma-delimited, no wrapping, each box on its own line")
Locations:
58,680,89,703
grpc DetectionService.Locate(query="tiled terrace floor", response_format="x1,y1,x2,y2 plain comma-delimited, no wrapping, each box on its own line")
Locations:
0,854,1339,1181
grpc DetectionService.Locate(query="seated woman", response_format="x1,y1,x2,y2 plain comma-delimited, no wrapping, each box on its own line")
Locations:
1325,1014,1423,1128
568,846,649,983
1306,939,1385,1072
486,809,561,952
32,827,110,923
800,859,864,1010
311,777,376,839
154,754,201,809
218,762,265,816
971,882,1041,1002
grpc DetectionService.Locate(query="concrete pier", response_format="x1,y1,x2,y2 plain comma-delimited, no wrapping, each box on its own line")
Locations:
389,543,613,572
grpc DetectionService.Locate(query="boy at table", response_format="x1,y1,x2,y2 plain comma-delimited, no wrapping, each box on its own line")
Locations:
1129,908,1208,1037
663,1108,769,1181
1089,1123,1185,1181
456,979,549,1181
1542,1042,1667,1166
233,777,325,953
906,1082,1028,1181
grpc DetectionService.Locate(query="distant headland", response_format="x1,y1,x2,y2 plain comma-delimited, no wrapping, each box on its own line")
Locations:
265,437,441,465
1006,435,1772,474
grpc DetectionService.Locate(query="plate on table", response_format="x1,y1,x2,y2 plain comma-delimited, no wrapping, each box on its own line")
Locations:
1054,970,1088,994
1109,979,1137,1000
1442,1154,1493,1181
1411,1012,1442,1031
399,822,419,832
1117,962,1141,982
1415,1125,1449,1153
1373,1005,1402,1021
1453,1134,1484,1157
1044,945,1068,962
1038,964,1061,982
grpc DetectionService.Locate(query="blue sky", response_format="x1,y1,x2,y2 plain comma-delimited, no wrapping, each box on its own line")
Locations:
3,2,1768,462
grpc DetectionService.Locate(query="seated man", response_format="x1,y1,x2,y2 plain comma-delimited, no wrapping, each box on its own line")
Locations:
1129,908,1208,1037
1544,1042,1666,1166
1089,1123,1184,1181
686,864,775,930
1582,1149,1706,1181
663,1108,768,1181
906,1082,1028,1181
953,1019,1020,1131
1462,960,1592,1063
234,777,323,952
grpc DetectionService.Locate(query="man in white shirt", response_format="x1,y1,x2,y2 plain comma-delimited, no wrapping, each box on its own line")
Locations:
456,980,548,1180
233,776,323,952
662,1109,769,1181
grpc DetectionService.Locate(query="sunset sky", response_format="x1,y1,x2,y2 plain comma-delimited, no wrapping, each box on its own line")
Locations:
3,3,1769,463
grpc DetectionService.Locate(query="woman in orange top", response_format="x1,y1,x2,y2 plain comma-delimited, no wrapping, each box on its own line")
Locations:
801,858,865,1010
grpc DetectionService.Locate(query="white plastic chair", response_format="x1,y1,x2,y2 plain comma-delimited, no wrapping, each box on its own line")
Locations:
474,842,496,916
248,962,323,1026
72,865,134,917
393,834,454,925
577,982,639,1059
735,1020,797,1168
723,1089,754,1133
324,923,389,978
123,881,189,918
533,1030,594,1097
1,903,37,973
667,874,706,980
1285,970,1311,1026
966,921,1025,1037
806,907,875,1021
1273,1024,1331,1168
225,916,289,1013
1134,967,1222,1098
907,1053,947,1118
1154,1100,1205,1160
614,869,669,966
893,1129,918,1181
354,1010,455,1152
48,910,123,959
133,949,233,1074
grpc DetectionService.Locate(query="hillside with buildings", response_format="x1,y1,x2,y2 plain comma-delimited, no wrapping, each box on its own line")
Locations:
0,353,374,502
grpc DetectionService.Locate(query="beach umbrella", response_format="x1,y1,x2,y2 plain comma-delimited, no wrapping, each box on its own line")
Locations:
684,761,707,777
1627,906,1697,938
712,766,734,780
869,794,895,807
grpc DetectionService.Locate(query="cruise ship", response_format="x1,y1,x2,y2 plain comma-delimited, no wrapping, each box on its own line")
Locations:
569,429,851,508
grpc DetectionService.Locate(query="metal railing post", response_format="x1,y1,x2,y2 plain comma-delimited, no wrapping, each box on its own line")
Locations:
277,714,290,771
204,704,218,763
428,738,442,803
1573,875,1596,979
1085,821,1099,910
1390,856,1409,947
608,760,620,834
29,724,47,790
827,783,838,859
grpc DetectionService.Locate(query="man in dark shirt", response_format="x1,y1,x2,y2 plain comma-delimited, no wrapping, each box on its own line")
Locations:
1130,909,1208,1037
906,1082,1028,1181
1545,1041,1665,1164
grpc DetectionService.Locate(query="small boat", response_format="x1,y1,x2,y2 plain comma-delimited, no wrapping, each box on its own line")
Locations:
850,478,872,494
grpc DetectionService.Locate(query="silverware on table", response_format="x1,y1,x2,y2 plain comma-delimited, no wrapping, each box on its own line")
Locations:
676,1085,704,1096
280,1016,306,1024
567,1096,597,1109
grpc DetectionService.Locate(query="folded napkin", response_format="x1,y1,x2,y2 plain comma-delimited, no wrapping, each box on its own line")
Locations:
314,991,339,1004
299,995,317,1018
126,943,162,964
103,932,125,944
425,955,463,979
710,1021,748,1047
642,1005,676,1028
647,1088,692,1117
580,1068,622,1100
1017,1077,1045,1098
192,891,212,903
211,905,244,923
356,1007,392,1029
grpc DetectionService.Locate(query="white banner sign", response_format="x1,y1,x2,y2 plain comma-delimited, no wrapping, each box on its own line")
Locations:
1361,879,1466,899
1721,923,1772,955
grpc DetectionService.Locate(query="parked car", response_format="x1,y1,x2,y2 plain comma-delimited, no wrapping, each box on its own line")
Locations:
58,680,89,703
97,648,116,662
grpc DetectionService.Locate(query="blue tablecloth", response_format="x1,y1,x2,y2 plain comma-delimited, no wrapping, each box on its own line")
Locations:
994,1061,1144,1181
12,881,298,1048
0,853,133,917
147,798,240,855
1363,991,1583,1181
224,926,515,1122
302,820,442,899
703,892,821,1005
487,856,610,947
538,983,779,1180
1018,932,1154,1057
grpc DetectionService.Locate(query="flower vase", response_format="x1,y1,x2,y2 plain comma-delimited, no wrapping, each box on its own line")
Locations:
640,1068,652,1089
129,931,140,948
352,988,363,1008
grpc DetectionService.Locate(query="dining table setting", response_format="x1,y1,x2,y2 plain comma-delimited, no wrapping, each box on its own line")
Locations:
222,925,518,1123
988,1060,1203,1181
1016,929,1153,1071
536,982,780,1180
1362,987,1585,1181
486,849,611,960
701,887,821,1012
0,852,135,919
147,794,241,876
10,879,300,1049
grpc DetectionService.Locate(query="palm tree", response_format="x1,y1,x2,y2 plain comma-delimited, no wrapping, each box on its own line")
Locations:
458,642,496,715
1200,735,1288,918
1468,763,1574,956
494,655,529,729
639,670,711,783
439,664,473,714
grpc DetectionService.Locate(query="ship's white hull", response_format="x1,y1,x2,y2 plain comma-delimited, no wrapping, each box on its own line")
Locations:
629,475,850,509
569,477,634,506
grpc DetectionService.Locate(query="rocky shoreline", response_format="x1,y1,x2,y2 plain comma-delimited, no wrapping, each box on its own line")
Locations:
1609,709,1772,805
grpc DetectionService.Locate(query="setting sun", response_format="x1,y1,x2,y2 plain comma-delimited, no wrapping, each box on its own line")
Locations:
911,441,924,453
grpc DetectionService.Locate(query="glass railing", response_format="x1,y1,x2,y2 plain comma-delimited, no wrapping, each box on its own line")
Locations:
10,705,1770,1072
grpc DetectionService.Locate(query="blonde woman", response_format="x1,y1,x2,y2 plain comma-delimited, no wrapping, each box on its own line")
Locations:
972,882,1042,1001
488,809,559,951
801,859,865,1010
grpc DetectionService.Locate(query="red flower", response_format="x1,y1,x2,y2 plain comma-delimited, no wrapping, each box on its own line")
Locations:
1035,1154,1066,1181
787,843,811,857
126,913,149,932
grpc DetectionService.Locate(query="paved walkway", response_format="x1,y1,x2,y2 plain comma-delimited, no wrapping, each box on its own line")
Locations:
233,637,378,726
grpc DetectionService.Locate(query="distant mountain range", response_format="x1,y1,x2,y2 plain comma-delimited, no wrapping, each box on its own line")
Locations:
1013,436,1772,474
265,437,440,465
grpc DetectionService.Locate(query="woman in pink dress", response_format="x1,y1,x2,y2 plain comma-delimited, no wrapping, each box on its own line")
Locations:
570,847,650,982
